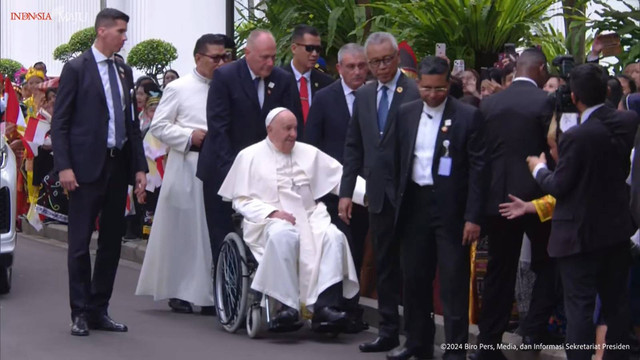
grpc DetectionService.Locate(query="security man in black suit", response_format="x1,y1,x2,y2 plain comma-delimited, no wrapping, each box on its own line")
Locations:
51,8,147,336
393,56,486,360
475,49,556,359
196,30,301,263
527,63,639,360
339,32,420,353
304,43,369,278
282,24,334,126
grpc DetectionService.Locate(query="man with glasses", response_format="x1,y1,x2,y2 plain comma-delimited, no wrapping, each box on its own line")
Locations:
339,32,419,354
394,56,486,360
304,43,370,333
283,24,334,126
136,34,234,315
197,29,301,269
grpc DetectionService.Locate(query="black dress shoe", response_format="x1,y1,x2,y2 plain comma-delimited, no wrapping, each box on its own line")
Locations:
312,307,349,325
89,314,128,332
359,336,400,353
70,315,89,336
386,346,434,360
168,298,193,314
200,306,216,316
273,306,299,326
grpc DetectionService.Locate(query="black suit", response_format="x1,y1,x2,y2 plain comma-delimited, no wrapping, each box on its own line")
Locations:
51,49,147,319
282,63,334,124
628,93,640,226
536,105,638,360
477,79,556,346
340,72,419,338
395,97,485,358
196,58,301,262
304,80,369,276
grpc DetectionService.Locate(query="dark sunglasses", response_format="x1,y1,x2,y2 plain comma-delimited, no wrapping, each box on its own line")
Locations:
295,43,323,54
199,52,233,63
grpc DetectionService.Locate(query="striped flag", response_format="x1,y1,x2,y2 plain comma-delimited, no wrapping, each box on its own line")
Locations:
22,111,51,158
2,77,27,134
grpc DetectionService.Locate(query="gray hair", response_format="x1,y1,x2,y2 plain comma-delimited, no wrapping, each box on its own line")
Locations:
247,29,274,48
338,43,366,63
364,32,398,53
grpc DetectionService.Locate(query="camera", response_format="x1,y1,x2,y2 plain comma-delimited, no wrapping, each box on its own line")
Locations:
551,55,577,114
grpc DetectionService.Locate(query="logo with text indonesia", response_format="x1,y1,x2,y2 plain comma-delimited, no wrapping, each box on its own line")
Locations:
10,12,52,20
10,11,89,22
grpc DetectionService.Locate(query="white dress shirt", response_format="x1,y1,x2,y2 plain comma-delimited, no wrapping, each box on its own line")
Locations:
91,45,125,148
376,69,402,110
412,99,448,185
532,103,605,178
512,77,538,88
340,78,357,117
291,60,313,104
247,63,264,108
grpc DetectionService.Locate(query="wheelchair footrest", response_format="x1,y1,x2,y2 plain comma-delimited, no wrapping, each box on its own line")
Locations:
268,322,304,333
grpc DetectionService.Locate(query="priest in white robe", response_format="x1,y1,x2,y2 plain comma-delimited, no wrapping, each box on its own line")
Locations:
136,34,235,314
218,107,366,331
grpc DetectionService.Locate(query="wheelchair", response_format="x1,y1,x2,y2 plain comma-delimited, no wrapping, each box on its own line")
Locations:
214,214,304,338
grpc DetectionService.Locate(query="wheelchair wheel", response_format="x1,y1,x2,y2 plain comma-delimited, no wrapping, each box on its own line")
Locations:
246,304,262,338
215,232,250,333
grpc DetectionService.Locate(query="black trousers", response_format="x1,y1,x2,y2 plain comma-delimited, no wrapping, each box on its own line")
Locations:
558,242,630,360
398,182,469,359
67,150,128,319
202,179,234,265
369,195,402,339
321,194,369,278
478,215,554,346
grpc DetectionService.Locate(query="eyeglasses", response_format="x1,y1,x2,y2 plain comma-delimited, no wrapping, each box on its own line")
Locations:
295,43,323,54
419,87,448,94
368,53,397,68
199,52,233,63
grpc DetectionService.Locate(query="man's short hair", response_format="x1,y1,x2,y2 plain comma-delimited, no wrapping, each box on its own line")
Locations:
569,63,609,107
337,43,365,63
246,29,273,49
607,76,623,107
292,25,319,43
418,56,450,80
193,34,235,57
364,32,398,52
94,8,129,32
516,48,547,70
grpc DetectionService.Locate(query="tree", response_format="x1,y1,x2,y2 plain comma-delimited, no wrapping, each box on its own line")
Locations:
127,39,178,83
0,59,24,78
371,0,556,70
53,27,96,63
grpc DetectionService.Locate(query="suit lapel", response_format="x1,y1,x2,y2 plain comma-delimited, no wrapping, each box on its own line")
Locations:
333,81,350,120
310,70,321,96
379,73,407,144
406,100,423,171
85,50,108,109
238,59,261,108
431,97,456,176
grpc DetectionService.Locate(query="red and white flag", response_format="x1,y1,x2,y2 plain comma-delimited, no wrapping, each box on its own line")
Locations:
22,111,51,158
2,77,27,133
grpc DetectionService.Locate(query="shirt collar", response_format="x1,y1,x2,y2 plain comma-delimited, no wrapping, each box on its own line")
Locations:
423,98,447,116
192,68,211,85
377,69,402,92
247,62,259,80
290,60,311,82
341,78,359,96
580,103,605,124
512,77,538,88
91,44,113,64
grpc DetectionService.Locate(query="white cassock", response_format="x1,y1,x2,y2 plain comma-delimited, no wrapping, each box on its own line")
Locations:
135,69,214,306
218,139,366,311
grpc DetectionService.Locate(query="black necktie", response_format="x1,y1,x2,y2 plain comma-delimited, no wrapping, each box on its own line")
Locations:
105,59,125,149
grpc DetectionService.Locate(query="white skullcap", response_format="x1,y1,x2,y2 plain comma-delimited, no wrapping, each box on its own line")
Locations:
265,107,289,128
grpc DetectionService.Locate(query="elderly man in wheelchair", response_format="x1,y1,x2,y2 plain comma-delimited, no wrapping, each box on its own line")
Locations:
217,107,366,334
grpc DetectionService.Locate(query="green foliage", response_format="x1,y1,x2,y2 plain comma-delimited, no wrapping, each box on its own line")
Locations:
524,23,569,73
0,59,24,78
127,39,178,83
235,0,393,70
53,27,96,63
370,0,555,69
588,0,640,73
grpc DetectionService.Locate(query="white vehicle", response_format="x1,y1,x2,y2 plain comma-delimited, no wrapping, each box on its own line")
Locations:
0,135,17,294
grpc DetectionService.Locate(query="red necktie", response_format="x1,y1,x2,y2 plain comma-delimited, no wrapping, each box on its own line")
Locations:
299,76,309,123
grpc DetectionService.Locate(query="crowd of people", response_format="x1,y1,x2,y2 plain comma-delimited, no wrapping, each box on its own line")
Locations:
3,7,640,360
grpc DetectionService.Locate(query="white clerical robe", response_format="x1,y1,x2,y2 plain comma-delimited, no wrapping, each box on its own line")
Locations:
136,69,213,306
218,139,365,311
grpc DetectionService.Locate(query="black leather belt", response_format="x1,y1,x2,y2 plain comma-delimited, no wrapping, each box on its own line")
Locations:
107,148,121,158
189,145,200,152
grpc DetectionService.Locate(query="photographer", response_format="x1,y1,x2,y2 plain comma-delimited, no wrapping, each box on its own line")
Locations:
527,63,639,360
